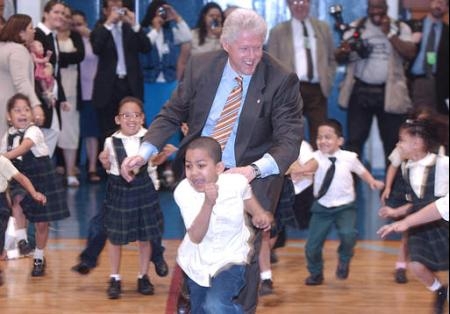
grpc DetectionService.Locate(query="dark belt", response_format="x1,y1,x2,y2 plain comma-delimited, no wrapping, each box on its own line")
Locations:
354,77,385,88
300,81,320,86
410,74,434,79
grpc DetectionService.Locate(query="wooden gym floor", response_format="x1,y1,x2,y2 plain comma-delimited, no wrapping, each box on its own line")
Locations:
1,239,447,314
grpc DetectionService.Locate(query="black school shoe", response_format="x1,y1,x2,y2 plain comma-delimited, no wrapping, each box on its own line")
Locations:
153,257,169,277
71,261,92,275
336,261,349,279
137,274,154,295
394,268,408,284
434,285,448,314
31,258,46,277
305,273,324,285
107,278,122,299
259,279,274,296
18,240,33,256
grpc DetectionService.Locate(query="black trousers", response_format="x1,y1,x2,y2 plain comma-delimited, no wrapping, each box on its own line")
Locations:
346,80,406,166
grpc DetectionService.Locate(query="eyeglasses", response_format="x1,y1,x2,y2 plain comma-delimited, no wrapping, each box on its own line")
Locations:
118,112,143,119
289,0,308,5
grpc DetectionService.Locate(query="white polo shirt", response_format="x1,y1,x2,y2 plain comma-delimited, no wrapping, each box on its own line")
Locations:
174,173,252,287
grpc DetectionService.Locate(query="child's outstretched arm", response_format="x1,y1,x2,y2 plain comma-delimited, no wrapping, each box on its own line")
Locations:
378,195,448,238
359,169,385,190
380,164,399,204
287,159,318,182
12,172,46,205
187,182,218,244
244,195,273,231
2,138,34,160
98,148,111,170
378,203,413,220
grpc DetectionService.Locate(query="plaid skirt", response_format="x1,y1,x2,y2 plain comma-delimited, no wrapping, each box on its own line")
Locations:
408,219,449,271
105,174,163,245
11,157,69,223
271,178,297,237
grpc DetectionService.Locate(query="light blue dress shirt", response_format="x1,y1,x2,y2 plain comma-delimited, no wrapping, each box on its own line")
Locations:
410,17,443,75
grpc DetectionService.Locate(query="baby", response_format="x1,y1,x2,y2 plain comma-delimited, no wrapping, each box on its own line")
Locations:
28,40,56,107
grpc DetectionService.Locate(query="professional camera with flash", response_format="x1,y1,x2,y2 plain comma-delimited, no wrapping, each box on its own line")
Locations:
329,4,372,59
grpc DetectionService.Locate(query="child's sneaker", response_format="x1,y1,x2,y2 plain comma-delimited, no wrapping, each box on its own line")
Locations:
18,240,33,256
31,258,46,277
107,278,121,299
394,268,408,284
137,274,154,295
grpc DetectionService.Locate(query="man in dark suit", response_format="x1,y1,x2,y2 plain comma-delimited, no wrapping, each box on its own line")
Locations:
90,0,150,140
121,8,303,313
408,0,449,114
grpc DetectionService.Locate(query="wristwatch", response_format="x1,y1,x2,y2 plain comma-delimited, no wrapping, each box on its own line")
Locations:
250,163,261,179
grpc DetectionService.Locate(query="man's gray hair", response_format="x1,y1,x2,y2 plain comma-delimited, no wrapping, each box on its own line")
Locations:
221,8,267,44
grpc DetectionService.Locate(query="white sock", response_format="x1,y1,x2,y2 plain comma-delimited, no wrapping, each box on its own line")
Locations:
34,248,44,260
110,274,121,281
137,274,145,279
260,270,272,281
16,229,27,241
395,262,407,269
428,278,442,292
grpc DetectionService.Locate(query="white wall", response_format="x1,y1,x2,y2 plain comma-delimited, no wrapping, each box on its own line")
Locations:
17,0,44,26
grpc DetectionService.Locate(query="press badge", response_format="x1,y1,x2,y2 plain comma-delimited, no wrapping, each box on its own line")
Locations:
426,51,437,66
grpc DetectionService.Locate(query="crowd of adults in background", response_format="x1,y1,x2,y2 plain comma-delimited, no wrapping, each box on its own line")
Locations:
0,0,448,313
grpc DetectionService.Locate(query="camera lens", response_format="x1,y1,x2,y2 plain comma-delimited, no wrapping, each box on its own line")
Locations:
211,19,219,29
157,7,167,20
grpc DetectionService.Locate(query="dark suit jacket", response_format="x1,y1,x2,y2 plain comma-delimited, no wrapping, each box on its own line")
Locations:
90,22,151,108
144,49,303,212
34,27,66,128
409,19,449,113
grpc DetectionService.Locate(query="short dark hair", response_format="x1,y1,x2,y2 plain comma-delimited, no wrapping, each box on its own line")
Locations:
0,14,32,43
117,96,144,113
7,93,32,112
318,119,343,138
186,137,222,163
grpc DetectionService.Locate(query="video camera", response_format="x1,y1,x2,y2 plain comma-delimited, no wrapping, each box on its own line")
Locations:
329,4,372,59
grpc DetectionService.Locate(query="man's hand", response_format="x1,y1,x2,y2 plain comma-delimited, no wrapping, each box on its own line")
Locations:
120,155,146,182
32,105,45,126
121,7,136,26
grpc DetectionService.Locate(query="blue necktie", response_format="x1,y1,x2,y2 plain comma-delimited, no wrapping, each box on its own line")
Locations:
111,24,126,76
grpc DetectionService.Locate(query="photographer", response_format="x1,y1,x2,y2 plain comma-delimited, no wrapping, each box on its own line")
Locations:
90,0,150,141
335,0,417,165
190,2,225,56
140,0,192,83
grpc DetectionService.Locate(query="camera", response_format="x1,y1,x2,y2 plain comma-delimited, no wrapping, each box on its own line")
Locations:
157,6,167,20
115,7,126,16
211,19,220,29
408,19,423,33
329,4,348,33
329,4,372,59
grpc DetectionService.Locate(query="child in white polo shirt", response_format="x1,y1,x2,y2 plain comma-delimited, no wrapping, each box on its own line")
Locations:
174,136,272,313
